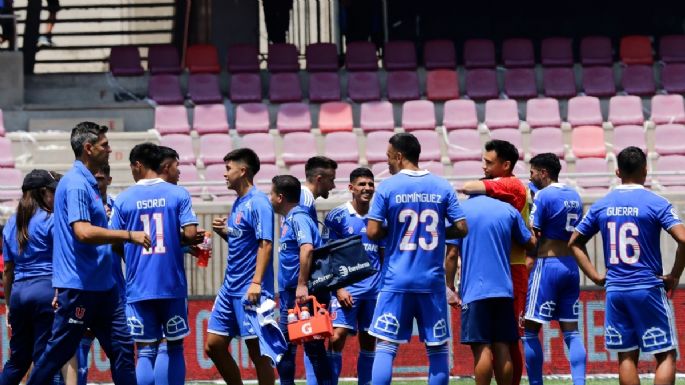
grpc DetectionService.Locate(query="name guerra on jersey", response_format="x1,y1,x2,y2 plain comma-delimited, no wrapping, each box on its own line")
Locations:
394,193,443,204
606,207,639,216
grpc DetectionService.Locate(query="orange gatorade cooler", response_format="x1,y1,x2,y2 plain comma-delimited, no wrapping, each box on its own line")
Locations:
287,295,333,344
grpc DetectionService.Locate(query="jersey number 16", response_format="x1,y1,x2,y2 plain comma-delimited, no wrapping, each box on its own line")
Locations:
607,221,640,265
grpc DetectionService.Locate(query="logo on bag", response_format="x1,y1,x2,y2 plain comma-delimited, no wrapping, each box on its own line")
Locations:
339,266,349,277
301,322,313,335
75,307,86,319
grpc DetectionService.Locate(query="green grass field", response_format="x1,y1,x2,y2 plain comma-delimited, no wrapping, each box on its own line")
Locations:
201,378,685,385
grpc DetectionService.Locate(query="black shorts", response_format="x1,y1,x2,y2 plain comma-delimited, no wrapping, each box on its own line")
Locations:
45,0,60,13
460,297,519,345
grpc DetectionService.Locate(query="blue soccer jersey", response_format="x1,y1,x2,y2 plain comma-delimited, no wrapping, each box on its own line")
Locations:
531,183,583,241
222,187,275,297
324,202,382,299
278,205,322,290
575,185,682,291
2,211,54,281
299,186,318,223
368,170,465,293
110,178,198,302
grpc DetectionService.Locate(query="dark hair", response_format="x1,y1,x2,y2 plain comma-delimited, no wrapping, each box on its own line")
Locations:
223,148,261,180
350,167,374,183
389,133,421,165
529,153,562,181
272,175,301,203
305,156,338,182
158,145,179,162
99,164,110,177
484,139,519,170
617,146,646,176
129,143,163,171
70,122,108,158
16,171,62,254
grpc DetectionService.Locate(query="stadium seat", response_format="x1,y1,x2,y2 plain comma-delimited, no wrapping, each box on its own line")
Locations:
504,68,537,99
446,129,482,161
188,73,223,104
502,38,535,68
526,98,562,129
360,101,394,132
160,134,195,164
655,124,685,155
148,74,184,105
484,99,519,130
489,129,523,158
199,133,232,166
347,71,382,102
269,72,303,103
370,162,392,178
193,104,229,135
282,132,316,165
582,66,616,97
109,46,144,76
425,69,459,101
318,102,353,133
571,125,605,158
621,65,656,96
227,44,260,73
402,100,435,132
619,35,653,65
412,130,441,161
229,73,262,103
655,155,685,188
529,127,564,158
542,67,577,98
178,164,202,197
254,163,280,192
306,43,339,72
541,37,574,67
154,105,190,135
288,164,307,181
148,44,181,75
567,96,603,127
267,43,300,73
608,95,644,126
384,41,417,71
345,41,378,71
386,71,420,102
366,130,395,163
186,44,221,74
660,64,685,94
612,125,646,154
235,103,270,134
204,164,236,198
0,138,13,167
424,40,456,69
659,35,685,63
335,162,361,180
240,133,276,164
277,103,311,133
574,157,611,191
452,160,483,188
443,99,478,130
650,94,685,125
0,109,6,136
0,168,22,200
580,36,613,67
309,72,341,102
463,39,496,68
324,132,359,163
420,161,446,176
465,69,499,100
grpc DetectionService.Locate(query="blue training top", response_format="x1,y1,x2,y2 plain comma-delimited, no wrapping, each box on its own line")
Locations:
3,210,54,282
278,205,322,290
531,183,583,242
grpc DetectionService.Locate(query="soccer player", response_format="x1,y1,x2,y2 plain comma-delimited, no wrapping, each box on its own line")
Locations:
569,146,685,385
109,143,200,385
157,146,181,185
323,167,383,385
300,156,339,222
26,122,150,385
270,175,332,385
366,133,468,385
522,153,586,385
205,148,276,385
460,139,530,385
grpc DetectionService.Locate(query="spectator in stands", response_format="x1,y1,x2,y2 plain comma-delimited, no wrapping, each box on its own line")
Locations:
0,0,15,50
38,0,59,47
262,0,292,43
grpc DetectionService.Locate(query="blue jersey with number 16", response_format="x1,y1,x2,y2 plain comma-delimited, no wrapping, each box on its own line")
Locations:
531,183,583,241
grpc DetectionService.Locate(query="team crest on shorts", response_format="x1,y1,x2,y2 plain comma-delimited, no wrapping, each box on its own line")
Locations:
75,307,86,319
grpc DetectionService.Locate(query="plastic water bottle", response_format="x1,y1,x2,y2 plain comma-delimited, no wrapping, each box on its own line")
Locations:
299,307,311,320
196,232,212,268
287,310,297,324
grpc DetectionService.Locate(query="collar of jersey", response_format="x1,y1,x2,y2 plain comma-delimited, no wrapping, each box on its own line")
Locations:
550,182,566,188
345,201,366,218
135,178,165,186
615,184,645,190
73,160,98,187
400,169,429,177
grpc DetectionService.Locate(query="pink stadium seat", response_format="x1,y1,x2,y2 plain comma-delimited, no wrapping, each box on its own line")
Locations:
567,96,603,127
335,162,361,180
241,133,276,164
655,124,685,155
574,157,611,191
420,161,446,176
347,71,381,102
148,44,181,75
582,66,616,97
541,37,573,67
178,164,202,197
580,36,613,67
0,168,22,200
660,64,685,94
160,134,195,164
612,125,646,154
452,160,483,188
621,65,656,96
490,129,523,158
504,68,538,99
424,40,456,70
571,125,605,158
227,44,260,73
229,73,262,103
619,35,653,65
608,95,644,126
443,100,478,131
204,164,237,198
542,67,577,98
651,95,685,125
288,164,307,181
386,71,420,102
484,99,519,130
269,73,302,103
361,101,394,132
402,100,436,132
446,129,482,161
502,38,535,68
526,98,562,129
345,41,378,71
282,132,316,165
186,44,221,74
463,39,496,68
306,43,339,72
384,41,417,70
370,163,392,179
148,74,184,105
309,72,341,102
199,133,232,166
659,35,685,63
154,105,190,135
514,161,528,177
529,127,564,158
465,69,499,100
267,43,300,72
425,70,459,101
109,46,144,76
655,155,685,187
412,130,441,161
324,132,359,163
0,138,13,167
188,73,223,104
254,163,280,192
318,102,353,133
193,104,229,135
277,103,311,133
0,109,6,136
235,103,270,134
366,131,395,164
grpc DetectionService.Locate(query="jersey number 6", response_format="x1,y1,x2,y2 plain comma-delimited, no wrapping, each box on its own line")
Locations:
398,209,439,251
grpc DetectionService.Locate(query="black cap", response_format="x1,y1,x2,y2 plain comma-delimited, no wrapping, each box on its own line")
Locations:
22,169,58,192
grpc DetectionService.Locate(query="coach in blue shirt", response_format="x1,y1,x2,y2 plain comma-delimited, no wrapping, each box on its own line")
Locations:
26,122,150,385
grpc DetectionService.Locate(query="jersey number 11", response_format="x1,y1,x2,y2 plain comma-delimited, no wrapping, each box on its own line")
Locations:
140,213,166,254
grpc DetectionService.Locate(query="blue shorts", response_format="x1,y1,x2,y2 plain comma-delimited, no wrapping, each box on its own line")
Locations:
208,288,257,339
330,296,377,334
461,297,518,344
605,286,677,354
525,256,580,324
368,290,450,346
126,298,189,343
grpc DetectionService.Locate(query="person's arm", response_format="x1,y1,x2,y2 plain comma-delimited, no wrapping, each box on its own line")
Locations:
445,243,459,291
246,239,273,304
180,224,201,245
524,232,537,252
295,243,315,304
3,261,13,311
72,221,150,248
459,180,487,195
367,219,386,241
212,216,229,241
662,224,685,294
446,219,468,239
568,231,605,286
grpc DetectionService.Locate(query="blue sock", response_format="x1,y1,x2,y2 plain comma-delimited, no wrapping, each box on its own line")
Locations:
563,331,586,385
523,330,543,385
53,372,65,385
304,353,318,385
77,337,93,385
357,350,375,385
136,345,157,385
371,341,398,385
303,340,331,385
426,344,449,385
328,351,343,385
155,342,186,385
276,345,298,385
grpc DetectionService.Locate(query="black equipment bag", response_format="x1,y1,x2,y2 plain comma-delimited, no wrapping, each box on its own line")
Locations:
308,235,377,293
